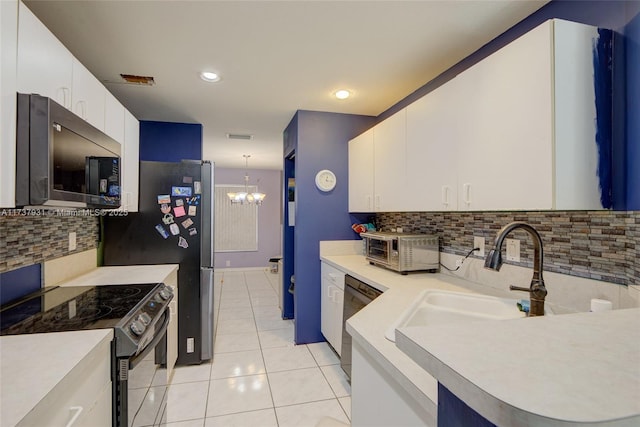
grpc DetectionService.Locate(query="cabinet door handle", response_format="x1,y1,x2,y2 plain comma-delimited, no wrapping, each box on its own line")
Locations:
366,195,372,210
58,87,71,109
442,186,450,208
463,183,471,206
65,406,84,427
76,100,87,120
375,195,381,210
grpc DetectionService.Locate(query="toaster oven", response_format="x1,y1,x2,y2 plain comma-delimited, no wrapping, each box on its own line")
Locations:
360,232,439,274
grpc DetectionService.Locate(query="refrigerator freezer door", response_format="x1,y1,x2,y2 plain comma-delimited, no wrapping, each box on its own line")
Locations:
200,266,214,361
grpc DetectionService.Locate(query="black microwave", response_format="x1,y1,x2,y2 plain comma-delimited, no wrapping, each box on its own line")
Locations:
16,93,121,209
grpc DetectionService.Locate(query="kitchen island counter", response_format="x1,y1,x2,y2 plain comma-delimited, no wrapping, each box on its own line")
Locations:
396,307,640,427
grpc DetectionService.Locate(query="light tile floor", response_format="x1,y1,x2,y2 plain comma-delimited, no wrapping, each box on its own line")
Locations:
151,269,351,426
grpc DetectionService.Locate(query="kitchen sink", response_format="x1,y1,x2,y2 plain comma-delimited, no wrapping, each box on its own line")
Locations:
385,290,551,342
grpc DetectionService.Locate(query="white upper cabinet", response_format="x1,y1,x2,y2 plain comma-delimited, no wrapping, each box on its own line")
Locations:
350,18,605,213
405,79,462,211
455,19,602,210
455,20,554,211
348,128,374,212
105,90,125,143
348,109,408,212
72,58,106,131
121,109,139,212
17,2,73,108
373,109,407,211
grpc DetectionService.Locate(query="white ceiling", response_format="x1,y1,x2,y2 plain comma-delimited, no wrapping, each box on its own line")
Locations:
23,0,549,170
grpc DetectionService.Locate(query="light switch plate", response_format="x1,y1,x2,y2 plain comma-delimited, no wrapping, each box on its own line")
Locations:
506,238,520,262
187,338,194,353
473,236,485,257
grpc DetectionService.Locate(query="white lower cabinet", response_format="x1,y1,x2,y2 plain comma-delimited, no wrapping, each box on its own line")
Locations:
351,341,436,427
18,335,112,427
320,262,345,355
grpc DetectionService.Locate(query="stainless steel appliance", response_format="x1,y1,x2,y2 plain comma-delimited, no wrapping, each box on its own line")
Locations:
16,93,121,209
341,274,382,380
360,232,439,274
0,282,173,427
103,160,215,365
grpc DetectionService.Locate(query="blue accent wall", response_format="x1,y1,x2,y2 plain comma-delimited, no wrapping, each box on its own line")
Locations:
378,0,639,210
625,8,640,209
139,121,203,162
284,111,375,344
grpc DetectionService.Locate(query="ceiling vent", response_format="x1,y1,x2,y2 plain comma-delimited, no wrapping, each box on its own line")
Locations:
226,133,253,141
119,74,155,86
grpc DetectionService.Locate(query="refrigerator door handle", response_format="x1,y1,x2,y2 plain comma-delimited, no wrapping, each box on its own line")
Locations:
200,267,214,361
200,161,215,268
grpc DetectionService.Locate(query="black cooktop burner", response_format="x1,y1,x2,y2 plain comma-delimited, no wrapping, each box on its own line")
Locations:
0,283,159,335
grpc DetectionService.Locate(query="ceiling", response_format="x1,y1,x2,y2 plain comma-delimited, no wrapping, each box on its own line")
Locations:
23,0,549,170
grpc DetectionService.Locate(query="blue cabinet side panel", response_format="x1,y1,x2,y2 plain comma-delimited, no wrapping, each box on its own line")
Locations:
438,383,497,427
292,111,375,344
0,263,41,305
139,121,203,162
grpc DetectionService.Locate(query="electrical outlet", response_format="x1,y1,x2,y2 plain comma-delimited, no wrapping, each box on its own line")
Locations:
187,338,194,353
225,260,231,267
473,236,485,257
68,232,77,251
506,238,520,262
396,227,403,233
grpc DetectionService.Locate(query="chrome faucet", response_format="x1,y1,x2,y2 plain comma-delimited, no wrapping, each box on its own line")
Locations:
484,222,547,316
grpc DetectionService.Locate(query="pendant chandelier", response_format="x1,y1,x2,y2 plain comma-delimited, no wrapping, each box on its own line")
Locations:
227,154,266,205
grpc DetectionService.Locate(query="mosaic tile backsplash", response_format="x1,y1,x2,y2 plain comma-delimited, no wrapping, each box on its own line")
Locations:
376,211,639,286
0,215,99,272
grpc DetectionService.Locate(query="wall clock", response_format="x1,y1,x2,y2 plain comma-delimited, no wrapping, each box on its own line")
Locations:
315,169,337,192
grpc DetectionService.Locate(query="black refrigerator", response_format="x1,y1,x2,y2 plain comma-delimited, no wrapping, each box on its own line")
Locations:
103,160,215,365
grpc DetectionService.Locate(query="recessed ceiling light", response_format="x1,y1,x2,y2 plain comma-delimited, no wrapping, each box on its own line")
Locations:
200,71,221,82
334,89,351,100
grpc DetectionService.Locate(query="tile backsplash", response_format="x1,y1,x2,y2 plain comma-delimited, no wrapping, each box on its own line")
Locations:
376,211,639,286
0,215,99,273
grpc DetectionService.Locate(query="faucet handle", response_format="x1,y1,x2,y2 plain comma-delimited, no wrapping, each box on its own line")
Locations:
509,285,530,293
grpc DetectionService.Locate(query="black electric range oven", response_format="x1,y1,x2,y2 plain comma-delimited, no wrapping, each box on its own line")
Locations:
0,282,173,427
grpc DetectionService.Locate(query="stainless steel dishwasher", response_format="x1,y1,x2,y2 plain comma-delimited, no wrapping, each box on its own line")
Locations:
340,274,382,380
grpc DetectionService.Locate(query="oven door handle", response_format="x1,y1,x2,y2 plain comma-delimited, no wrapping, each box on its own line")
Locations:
128,309,170,369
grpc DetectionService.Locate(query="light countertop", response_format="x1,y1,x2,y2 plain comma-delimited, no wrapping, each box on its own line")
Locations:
321,254,640,426
321,254,525,415
0,329,113,427
396,308,640,426
57,264,179,286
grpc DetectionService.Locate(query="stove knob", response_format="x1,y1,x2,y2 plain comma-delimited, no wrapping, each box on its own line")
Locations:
138,313,152,326
159,289,172,301
130,320,146,336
